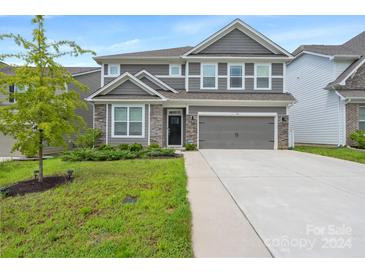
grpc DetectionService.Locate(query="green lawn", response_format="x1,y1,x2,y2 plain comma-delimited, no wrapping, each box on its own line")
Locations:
294,146,365,164
0,158,193,258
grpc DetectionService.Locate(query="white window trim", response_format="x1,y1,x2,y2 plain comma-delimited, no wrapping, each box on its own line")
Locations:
254,63,272,90
106,64,120,77
200,63,218,90
169,64,182,76
111,104,145,138
227,63,245,90
360,106,365,130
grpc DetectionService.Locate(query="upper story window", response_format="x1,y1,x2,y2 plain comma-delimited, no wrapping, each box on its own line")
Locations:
112,105,144,138
201,63,217,89
104,64,120,77
228,64,245,89
8,84,28,103
255,64,271,90
169,64,181,76
360,107,365,131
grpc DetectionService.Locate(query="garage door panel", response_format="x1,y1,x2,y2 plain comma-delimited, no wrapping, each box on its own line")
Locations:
199,116,275,149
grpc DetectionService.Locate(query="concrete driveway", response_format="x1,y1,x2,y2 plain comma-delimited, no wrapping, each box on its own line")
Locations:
200,149,365,257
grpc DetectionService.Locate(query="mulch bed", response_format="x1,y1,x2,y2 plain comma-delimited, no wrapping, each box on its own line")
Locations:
1,175,72,197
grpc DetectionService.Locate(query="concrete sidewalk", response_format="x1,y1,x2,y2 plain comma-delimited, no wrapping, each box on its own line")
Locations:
184,151,272,258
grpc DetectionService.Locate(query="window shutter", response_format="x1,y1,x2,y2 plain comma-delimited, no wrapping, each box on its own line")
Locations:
9,84,15,103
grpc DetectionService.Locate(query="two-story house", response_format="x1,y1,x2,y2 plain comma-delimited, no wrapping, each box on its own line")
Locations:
287,31,365,146
87,19,295,150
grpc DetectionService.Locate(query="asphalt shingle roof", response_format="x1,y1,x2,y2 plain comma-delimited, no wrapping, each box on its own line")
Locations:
94,46,193,59
0,65,100,76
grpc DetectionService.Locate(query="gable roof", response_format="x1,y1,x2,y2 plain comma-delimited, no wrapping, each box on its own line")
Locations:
293,31,365,57
94,46,192,62
183,18,293,58
134,70,178,93
86,72,166,101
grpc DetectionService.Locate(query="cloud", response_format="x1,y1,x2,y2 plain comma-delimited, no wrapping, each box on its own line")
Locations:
107,38,140,50
172,17,230,35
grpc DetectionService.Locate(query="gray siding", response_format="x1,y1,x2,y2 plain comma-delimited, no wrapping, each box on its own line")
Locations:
189,63,200,75
189,105,286,114
245,63,254,76
218,63,227,75
200,29,273,55
158,77,185,90
108,80,154,96
120,64,169,75
140,77,162,90
272,63,284,76
272,78,284,91
245,78,254,90
104,77,115,85
71,71,101,128
188,78,200,90
218,78,227,90
107,104,149,146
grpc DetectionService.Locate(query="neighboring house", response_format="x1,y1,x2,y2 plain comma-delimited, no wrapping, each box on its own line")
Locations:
87,19,295,150
0,66,101,156
287,31,365,146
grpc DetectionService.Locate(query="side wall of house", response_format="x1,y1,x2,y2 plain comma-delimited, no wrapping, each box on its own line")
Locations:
287,54,350,145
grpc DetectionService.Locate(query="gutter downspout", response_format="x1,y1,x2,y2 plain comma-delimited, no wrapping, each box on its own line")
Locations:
334,90,350,146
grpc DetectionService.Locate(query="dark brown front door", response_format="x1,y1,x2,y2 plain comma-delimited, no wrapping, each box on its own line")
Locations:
168,115,182,146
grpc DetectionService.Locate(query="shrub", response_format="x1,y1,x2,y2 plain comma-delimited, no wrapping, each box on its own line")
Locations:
184,143,197,151
74,128,102,148
350,130,365,148
117,144,130,151
129,143,143,152
97,144,114,151
148,143,160,149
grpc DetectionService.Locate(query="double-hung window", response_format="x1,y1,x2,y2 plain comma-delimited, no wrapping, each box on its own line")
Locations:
201,63,217,89
255,64,271,90
169,64,181,76
104,64,120,77
228,64,245,89
360,107,365,131
113,105,144,137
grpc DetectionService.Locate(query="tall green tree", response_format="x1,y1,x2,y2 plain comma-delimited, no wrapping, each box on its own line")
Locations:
0,15,95,182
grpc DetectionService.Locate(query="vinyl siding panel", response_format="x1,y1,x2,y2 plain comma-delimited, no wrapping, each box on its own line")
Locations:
120,64,169,75
158,77,185,90
140,77,161,90
108,80,154,96
107,104,149,145
218,78,227,90
245,78,254,90
287,54,350,145
188,78,200,90
199,29,273,54
218,63,227,75
272,78,284,92
189,105,286,114
272,63,284,76
245,63,254,76
189,63,200,75
104,77,115,85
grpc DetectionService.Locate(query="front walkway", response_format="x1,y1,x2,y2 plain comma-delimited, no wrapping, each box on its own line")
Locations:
184,151,271,258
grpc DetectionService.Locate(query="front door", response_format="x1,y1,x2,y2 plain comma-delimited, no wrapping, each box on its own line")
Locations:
168,115,182,146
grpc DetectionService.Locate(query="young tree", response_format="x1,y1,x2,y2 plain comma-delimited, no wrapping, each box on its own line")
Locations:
0,15,95,182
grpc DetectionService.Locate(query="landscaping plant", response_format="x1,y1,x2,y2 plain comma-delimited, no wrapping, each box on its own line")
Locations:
184,143,197,151
0,15,95,182
74,128,102,148
350,130,365,149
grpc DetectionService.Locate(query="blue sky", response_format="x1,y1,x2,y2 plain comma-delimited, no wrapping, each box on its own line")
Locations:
1,15,364,66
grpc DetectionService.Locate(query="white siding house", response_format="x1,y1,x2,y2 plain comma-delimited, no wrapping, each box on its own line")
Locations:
287,53,351,146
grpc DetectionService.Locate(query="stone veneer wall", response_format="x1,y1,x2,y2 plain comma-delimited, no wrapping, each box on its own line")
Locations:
278,114,289,149
185,113,198,145
150,104,163,146
346,103,359,146
94,104,107,144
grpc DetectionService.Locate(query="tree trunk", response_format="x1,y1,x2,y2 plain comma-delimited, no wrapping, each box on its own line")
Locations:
38,129,44,183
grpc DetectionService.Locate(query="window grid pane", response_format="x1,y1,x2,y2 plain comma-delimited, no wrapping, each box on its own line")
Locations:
360,107,365,121
109,65,119,75
257,65,270,77
360,122,365,131
129,122,143,135
257,77,269,89
114,107,127,121
203,77,215,88
230,77,243,88
115,122,127,136
230,66,242,77
170,65,180,75
129,107,142,122
203,64,216,77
